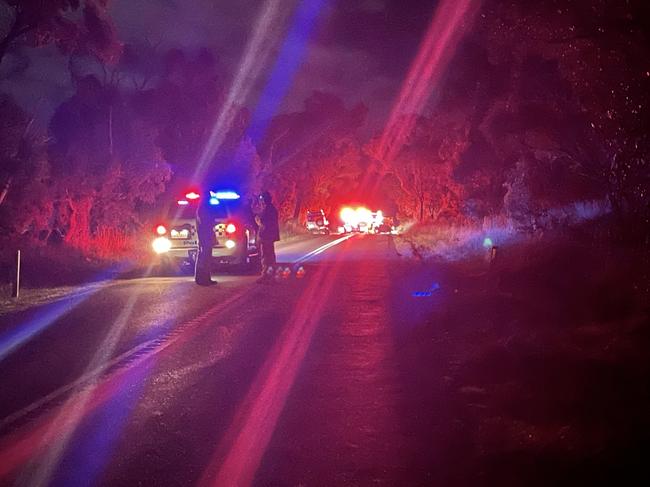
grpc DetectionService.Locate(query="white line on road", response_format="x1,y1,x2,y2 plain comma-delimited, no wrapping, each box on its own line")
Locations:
0,287,251,433
0,235,354,434
293,234,356,264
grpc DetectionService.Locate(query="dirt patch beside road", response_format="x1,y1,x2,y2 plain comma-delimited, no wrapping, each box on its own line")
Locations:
389,239,649,485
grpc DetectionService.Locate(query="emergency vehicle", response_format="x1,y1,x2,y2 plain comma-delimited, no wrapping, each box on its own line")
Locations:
152,190,260,273
336,207,399,234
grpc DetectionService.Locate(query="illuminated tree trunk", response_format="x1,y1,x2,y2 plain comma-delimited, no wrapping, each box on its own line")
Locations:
65,196,93,251
418,195,424,222
0,177,12,207
293,193,303,220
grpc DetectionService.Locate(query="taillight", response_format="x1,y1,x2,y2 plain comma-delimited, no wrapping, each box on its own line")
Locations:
226,223,236,234
156,225,167,235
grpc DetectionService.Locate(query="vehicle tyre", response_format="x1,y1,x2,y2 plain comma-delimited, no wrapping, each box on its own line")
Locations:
180,260,195,275
160,259,193,276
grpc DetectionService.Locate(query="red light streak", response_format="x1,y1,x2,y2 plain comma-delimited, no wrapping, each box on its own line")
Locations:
199,259,349,486
377,0,481,164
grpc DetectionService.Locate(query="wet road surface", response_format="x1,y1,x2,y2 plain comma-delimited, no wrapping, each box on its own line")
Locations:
0,234,422,486
2,234,648,486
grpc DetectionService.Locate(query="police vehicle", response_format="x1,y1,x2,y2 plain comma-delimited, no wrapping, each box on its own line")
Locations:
152,190,260,273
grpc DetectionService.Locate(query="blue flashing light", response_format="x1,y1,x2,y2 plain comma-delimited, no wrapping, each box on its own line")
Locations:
209,197,220,205
412,291,433,298
483,237,493,248
211,190,240,200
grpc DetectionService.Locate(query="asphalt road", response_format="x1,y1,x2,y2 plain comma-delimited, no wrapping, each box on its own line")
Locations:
0,233,420,486
3,234,646,486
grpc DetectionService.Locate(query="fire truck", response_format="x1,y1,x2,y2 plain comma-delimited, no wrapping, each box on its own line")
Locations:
151,190,260,273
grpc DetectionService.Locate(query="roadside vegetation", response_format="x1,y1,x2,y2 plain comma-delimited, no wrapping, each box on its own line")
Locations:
1,0,648,287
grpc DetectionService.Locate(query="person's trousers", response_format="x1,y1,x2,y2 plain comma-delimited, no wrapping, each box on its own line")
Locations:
260,240,276,273
194,244,212,283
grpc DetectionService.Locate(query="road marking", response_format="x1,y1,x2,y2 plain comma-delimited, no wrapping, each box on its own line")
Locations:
0,287,251,435
0,236,352,434
293,234,356,264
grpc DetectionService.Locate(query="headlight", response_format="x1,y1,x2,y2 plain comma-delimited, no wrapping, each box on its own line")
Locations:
356,207,371,224
225,239,236,249
340,207,356,225
152,237,172,254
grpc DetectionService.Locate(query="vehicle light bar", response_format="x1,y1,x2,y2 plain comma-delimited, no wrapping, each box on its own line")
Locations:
211,190,240,200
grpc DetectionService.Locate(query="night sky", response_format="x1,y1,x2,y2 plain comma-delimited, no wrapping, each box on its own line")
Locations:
1,0,441,131
110,0,442,129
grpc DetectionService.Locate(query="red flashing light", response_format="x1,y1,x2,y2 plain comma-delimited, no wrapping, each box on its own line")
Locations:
226,223,237,234
185,191,200,200
156,224,167,235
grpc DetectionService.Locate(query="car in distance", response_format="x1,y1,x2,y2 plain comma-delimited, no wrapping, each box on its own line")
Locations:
306,209,330,234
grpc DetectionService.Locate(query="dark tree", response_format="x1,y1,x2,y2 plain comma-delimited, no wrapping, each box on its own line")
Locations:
258,92,367,220
0,0,119,67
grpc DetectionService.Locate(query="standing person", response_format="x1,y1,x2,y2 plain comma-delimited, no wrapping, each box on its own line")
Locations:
195,193,216,286
255,191,280,283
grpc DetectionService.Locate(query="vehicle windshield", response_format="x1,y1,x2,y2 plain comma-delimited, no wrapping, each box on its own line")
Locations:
168,201,240,220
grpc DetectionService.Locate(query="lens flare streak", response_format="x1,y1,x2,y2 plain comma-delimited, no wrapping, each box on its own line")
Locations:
192,0,291,183
200,248,350,486
377,0,482,164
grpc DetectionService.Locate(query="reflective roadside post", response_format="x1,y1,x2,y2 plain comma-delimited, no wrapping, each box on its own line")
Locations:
12,250,20,299
490,245,499,267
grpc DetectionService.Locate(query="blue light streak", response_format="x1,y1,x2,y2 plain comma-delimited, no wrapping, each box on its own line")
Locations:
247,0,327,144
0,293,89,362
212,190,241,200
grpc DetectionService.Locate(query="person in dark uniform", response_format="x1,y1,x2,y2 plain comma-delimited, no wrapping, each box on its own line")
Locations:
255,191,280,283
195,194,216,285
